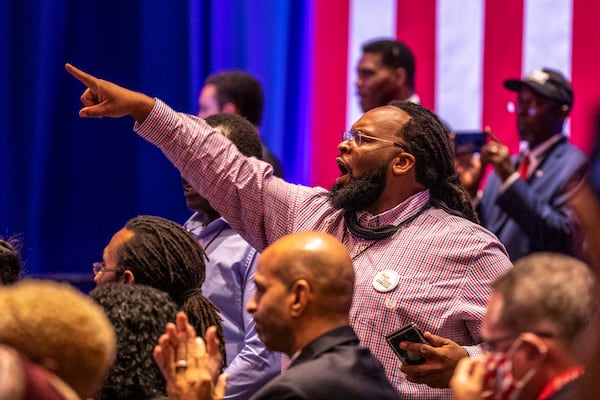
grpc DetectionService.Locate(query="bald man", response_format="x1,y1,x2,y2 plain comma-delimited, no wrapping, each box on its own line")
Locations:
245,231,398,399
155,231,399,400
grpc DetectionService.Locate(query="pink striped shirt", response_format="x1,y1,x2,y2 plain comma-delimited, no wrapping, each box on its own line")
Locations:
136,100,512,399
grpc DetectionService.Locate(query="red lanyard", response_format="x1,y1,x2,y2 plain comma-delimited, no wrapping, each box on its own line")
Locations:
536,366,584,400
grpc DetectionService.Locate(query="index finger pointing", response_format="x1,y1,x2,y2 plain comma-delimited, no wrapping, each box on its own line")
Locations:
65,63,98,88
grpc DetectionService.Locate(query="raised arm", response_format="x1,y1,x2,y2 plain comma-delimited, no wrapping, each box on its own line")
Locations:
65,63,155,123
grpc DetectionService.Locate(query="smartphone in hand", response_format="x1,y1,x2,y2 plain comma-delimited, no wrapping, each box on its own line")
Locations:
385,323,429,365
452,131,488,156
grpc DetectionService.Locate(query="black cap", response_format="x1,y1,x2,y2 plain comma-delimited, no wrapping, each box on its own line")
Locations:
504,68,573,109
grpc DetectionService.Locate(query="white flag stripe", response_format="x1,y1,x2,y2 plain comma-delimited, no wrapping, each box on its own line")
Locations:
523,0,573,134
346,0,397,129
523,0,572,77
436,0,485,130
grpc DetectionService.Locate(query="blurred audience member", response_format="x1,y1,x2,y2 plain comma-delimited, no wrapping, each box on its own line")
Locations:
0,237,23,285
450,252,593,400
198,70,284,178
91,283,178,400
94,214,226,363
356,38,418,112
473,68,588,261
568,109,600,400
182,113,280,399
0,279,116,399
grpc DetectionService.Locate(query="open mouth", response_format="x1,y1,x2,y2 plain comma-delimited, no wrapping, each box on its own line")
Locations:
336,158,351,185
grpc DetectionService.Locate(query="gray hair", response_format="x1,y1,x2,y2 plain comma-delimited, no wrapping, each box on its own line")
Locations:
492,252,594,345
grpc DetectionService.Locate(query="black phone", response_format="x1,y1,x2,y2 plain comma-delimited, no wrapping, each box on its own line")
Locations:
452,131,488,156
385,322,429,365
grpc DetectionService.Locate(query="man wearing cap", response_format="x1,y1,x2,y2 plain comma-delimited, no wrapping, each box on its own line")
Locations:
475,67,588,261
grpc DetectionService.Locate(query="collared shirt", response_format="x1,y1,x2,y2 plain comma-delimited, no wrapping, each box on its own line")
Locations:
406,93,421,104
184,214,281,400
501,133,565,191
136,99,512,399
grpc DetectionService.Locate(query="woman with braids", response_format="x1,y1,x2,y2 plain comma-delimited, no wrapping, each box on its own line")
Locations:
93,214,225,363
67,64,512,399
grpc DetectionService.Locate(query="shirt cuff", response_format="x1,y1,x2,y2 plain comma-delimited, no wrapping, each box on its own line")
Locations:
463,344,484,358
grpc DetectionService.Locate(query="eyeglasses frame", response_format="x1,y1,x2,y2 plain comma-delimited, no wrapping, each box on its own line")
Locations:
342,130,410,152
92,261,118,276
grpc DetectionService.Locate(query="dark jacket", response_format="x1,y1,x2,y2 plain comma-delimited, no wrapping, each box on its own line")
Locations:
250,326,399,400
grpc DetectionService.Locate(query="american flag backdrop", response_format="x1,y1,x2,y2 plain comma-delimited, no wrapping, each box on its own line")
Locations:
305,0,600,189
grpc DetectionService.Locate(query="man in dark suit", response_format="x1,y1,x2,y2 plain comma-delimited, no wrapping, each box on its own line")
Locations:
476,67,588,261
154,231,399,400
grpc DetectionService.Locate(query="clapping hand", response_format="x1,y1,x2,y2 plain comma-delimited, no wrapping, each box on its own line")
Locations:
153,311,227,400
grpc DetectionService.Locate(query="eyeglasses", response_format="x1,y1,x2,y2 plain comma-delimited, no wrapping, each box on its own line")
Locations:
342,130,409,152
92,262,117,276
481,331,555,353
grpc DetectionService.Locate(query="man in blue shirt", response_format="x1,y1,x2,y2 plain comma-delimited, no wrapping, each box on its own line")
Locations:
182,113,281,399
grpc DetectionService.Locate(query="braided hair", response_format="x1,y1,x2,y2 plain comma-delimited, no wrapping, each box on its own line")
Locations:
388,101,479,223
117,215,226,363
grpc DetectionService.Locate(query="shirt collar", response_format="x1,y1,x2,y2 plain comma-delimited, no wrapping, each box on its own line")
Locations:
355,189,431,228
524,133,564,162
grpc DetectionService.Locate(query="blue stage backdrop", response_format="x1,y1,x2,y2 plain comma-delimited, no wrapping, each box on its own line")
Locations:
0,0,315,278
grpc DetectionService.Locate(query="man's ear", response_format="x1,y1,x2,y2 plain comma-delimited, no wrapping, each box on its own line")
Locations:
391,152,416,176
289,279,310,317
520,333,549,363
222,102,238,115
119,269,135,285
394,67,407,86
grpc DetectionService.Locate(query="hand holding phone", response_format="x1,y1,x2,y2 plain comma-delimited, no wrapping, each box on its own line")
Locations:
452,131,488,156
386,323,430,365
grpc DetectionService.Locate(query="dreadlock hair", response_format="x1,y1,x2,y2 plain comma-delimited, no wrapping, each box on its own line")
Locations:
90,283,178,400
116,215,226,364
0,237,23,285
388,101,479,223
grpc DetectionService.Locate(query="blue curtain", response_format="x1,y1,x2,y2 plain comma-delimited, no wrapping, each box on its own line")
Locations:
0,0,313,277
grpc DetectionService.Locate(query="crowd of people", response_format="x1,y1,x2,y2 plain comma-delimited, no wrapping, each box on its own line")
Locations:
0,37,598,400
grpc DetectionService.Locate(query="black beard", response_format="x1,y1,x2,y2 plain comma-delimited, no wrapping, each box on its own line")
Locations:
328,163,388,211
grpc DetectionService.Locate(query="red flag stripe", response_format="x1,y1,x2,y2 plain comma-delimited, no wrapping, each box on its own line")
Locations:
395,0,437,111
482,0,524,152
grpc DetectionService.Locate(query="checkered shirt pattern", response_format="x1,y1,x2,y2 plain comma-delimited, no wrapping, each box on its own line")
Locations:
136,100,512,399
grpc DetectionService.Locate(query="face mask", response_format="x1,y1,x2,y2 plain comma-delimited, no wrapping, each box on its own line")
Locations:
484,339,537,400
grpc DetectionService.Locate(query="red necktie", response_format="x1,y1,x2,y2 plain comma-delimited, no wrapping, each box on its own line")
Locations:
519,154,530,180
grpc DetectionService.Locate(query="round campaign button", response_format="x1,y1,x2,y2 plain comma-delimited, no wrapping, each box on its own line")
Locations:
372,270,400,293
